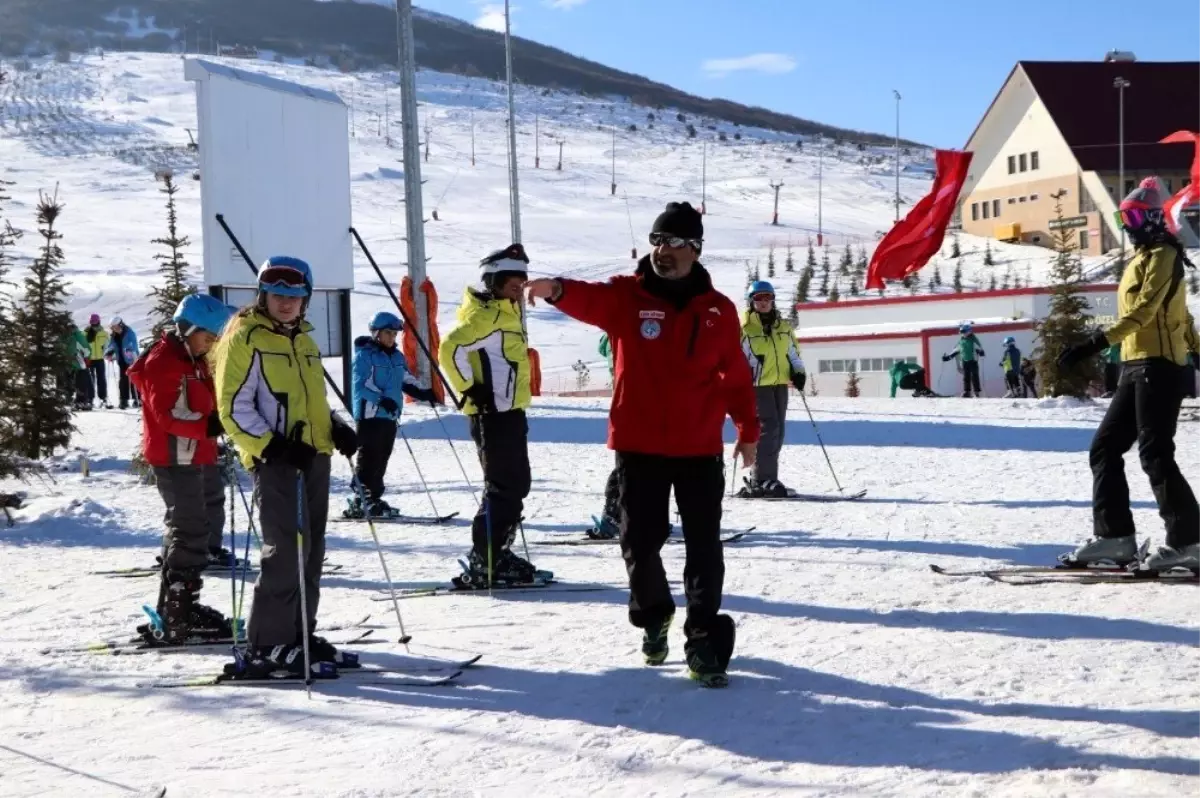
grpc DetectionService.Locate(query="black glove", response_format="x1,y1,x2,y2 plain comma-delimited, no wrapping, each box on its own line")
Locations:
463,383,496,414
285,438,318,472
1189,352,1199,371
206,413,224,439
378,397,400,415
791,371,807,393
330,417,358,458
406,386,438,405
941,353,953,362
259,434,288,465
1057,330,1109,371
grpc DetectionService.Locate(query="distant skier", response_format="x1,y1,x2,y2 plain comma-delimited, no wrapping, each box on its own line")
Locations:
1020,357,1037,398
345,311,437,519
438,244,543,587
84,313,109,407
127,295,234,645
105,316,141,409
67,324,92,410
1058,177,1199,572
526,201,760,688
942,323,985,397
889,360,935,398
213,256,360,679
592,333,620,539
999,337,1022,398
1101,342,1121,398
736,280,806,498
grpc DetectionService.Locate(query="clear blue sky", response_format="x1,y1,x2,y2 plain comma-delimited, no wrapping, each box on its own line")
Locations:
413,0,1199,147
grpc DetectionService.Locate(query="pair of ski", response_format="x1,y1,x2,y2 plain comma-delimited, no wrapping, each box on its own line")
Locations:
146,653,483,690
539,526,757,547
738,488,868,503
370,577,618,600
90,562,345,579
929,563,1198,586
330,511,459,525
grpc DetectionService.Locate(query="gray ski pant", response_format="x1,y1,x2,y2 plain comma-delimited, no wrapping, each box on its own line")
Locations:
155,464,225,578
751,385,789,483
247,455,331,648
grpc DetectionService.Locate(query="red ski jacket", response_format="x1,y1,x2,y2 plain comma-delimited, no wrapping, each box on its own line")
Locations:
127,333,219,467
553,259,760,457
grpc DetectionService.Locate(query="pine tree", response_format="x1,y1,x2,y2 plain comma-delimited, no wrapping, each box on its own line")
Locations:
806,239,817,273
820,244,831,284
818,267,829,297
983,240,994,266
950,234,961,259
828,284,840,303
8,190,75,458
1001,266,1012,290
933,263,943,287
844,370,860,397
849,275,859,296
952,262,963,293
766,243,776,279
784,240,794,273
989,272,997,291
796,266,811,304
838,243,853,276
927,275,936,293
148,171,196,338
0,173,24,477
788,285,800,326
855,245,868,280
906,275,919,295
1034,191,1103,399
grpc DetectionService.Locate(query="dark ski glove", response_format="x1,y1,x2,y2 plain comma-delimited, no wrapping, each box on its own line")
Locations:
285,439,318,472
791,371,807,393
330,417,359,458
378,397,400,415
206,413,224,439
405,386,439,406
1189,352,1199,371
941,353,953,362
463,383,496,414
259,434,288,466
1057,330,1109,371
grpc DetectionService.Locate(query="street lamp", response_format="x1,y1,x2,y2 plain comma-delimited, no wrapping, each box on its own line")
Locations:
1113,76,1130,262
893,89,901,221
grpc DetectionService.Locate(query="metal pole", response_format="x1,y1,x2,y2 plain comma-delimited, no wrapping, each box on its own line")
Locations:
503,0,521,244
1114,77,1130,262
535,112,540,168
395,0,431,389
770,180,783,225
610,122,617,196
817,136,823,243
470,107,475,166
701,140,707,214
893,89,901,222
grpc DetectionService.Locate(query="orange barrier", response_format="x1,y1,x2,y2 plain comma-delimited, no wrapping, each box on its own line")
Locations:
400,277,445,404
528,348,542,396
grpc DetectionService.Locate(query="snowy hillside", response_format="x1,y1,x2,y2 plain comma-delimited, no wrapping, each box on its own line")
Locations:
0,398,1197,796
0,50,1113,384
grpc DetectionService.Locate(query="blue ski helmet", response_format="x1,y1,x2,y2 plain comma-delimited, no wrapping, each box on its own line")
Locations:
959,322,973,334
173,294,235,336
747,280,775,300
257,256,313,298
1003,336,1015,346
368,311,403,333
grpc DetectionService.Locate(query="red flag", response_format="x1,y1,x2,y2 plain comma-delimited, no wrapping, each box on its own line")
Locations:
866,149,973,290
1159,131,1199,235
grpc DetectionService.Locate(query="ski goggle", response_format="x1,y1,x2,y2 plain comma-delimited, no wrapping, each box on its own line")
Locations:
1115,208,1148,231
649,233,702,250
259,265,308,289
751,293,775,302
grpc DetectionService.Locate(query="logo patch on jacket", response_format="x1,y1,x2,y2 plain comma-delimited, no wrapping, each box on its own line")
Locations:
639,310,666,320
640,319,662,340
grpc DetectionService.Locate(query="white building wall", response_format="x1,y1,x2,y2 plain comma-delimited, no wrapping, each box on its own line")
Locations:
801,339,923,398
796,293,1036,331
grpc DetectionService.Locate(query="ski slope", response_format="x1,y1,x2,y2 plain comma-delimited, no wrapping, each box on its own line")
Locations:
0,50,1119,386
0,398,1196,797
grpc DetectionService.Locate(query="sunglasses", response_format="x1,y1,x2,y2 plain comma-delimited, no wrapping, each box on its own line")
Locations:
259,266,308,288
649,233,702,249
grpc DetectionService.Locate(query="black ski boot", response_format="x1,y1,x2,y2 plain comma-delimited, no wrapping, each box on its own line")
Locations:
140,574,201,644
455,548,552,589
685,614,735,688
735,477,765,498
365,500,399,519
309,635,360,668
587,514,619,540
642,613,673,666
207,547,236,568
224,644,338,681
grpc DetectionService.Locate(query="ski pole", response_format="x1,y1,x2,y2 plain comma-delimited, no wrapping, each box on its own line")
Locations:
227,458,238,645
432,404,478,505
348,456,412,649
295,469,313,698
397,426,442,519
798,391,845,494
728,452,739,498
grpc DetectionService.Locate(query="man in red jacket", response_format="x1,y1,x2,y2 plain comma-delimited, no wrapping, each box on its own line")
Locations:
128,295,234,645
527,201,759,688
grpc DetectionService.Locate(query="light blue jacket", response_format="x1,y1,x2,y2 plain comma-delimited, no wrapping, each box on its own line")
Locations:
105,325,139,365
351,336,423,422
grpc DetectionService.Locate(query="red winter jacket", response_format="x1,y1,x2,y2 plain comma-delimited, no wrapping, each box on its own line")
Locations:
127,333,219,467
553,259,760,457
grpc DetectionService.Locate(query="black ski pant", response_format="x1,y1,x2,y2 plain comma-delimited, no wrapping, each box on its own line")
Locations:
116,360,138,408
602,463,620,521
89,360,107,404
74,369,92,405
751,385,788,484
1004,371,1021,396
354,417,397,503
469,410,530,555
961,360,981,396
155,464,225,581
1104,362,1121,395
616,451,725,638
1022,371,1037,398
1090,359,1198,549
247,454,331,648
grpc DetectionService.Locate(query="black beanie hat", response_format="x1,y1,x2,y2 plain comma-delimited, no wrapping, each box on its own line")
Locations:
651,202,704,242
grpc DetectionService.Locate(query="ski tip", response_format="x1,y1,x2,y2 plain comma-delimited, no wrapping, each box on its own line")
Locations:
398,635,413,645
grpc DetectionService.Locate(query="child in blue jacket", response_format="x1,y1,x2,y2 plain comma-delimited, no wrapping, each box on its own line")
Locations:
104,316,141,409
347,312,437,518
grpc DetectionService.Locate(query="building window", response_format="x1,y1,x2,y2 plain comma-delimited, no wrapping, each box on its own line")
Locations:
1018,196,1027,203
1079,230,1089,251
1106,185,1116,196
982,202,990,220
818,359,855,374
1124,179,1135,194
1163,178,1172,192
1007,197,1016,204
1030,193,1039,201
971,203,979,221
856,356,919,373
1019,153,1027,172
1007,155,1016,174
1030,151,1039,170
992,199,1001,217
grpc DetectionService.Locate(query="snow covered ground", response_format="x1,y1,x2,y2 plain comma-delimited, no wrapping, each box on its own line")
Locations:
0,50,1129,387
1,397,1196,797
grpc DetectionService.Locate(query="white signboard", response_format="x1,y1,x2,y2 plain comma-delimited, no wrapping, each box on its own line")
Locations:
185,59,353,290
